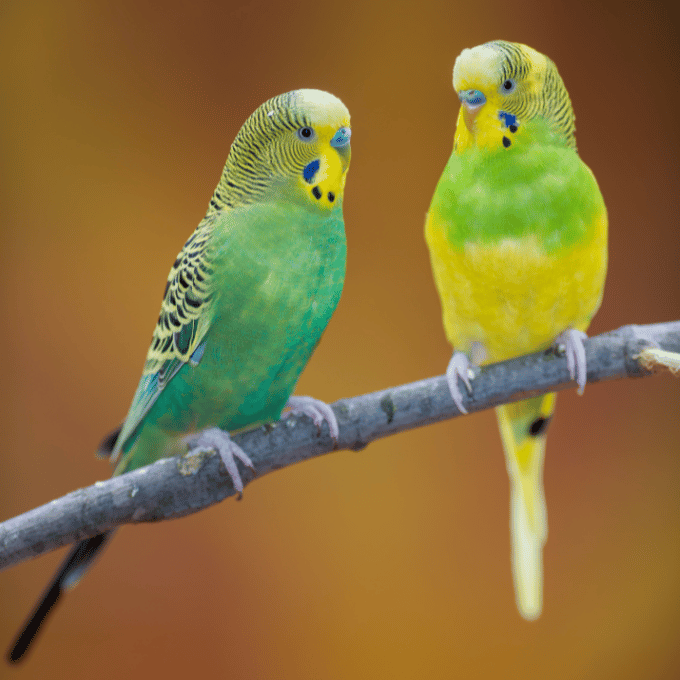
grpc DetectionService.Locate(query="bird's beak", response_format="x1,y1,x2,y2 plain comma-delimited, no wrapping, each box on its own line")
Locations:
458,89,486,132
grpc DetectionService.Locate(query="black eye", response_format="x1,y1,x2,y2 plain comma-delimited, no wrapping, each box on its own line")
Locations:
501,79,516,93
297,127,315,141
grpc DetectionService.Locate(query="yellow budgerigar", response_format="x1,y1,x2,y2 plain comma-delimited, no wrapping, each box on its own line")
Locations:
425,41,607,619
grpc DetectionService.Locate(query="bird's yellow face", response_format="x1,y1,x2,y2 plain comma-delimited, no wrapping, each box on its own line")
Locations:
294,119,351,210
269,89,351,210
451,41,571,152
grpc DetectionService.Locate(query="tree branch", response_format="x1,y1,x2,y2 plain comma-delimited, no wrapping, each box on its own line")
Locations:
1,321,678,572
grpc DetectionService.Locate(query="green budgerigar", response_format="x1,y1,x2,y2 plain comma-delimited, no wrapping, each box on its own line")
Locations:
9,88,352,662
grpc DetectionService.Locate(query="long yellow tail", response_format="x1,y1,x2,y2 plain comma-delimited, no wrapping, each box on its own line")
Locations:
496,392,556,620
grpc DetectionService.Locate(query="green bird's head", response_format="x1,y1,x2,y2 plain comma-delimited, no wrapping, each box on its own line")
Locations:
451,41,576,153
210,89,351,212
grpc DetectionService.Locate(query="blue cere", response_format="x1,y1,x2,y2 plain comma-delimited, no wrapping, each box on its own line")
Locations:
499,111,518,129
303,159,320,183
330,127,351,148
459,89,486,107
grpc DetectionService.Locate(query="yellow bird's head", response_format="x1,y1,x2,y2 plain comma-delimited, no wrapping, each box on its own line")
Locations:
451,41,575,153
212,89,351,212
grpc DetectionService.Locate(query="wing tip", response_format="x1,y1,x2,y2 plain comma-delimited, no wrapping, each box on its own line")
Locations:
95,424,122,459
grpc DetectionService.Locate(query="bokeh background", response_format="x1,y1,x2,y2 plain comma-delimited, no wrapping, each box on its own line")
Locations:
1,1,679,678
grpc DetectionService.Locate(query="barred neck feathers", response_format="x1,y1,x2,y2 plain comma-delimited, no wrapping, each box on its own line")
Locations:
452,40,576,153
207,89,351,213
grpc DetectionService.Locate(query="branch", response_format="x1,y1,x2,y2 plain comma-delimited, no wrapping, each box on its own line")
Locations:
1,321,678,572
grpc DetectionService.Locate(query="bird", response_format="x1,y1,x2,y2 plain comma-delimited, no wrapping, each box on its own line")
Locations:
9,88,352,662
425,41,607,619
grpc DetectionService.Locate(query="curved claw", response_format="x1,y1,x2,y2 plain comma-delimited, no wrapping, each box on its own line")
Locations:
555,329,588,394
283,395,339,441
184,427,255,498
445,351,474,415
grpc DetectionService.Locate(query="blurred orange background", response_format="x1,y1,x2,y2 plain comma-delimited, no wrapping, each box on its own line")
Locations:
1,1,679,678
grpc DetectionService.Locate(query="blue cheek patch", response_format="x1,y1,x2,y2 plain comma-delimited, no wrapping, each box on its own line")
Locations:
499,111,518,129
303,159,320,184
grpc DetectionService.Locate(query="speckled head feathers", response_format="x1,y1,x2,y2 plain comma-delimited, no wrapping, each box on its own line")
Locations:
452,41,576,151
453,41,546,94
209,89,351,211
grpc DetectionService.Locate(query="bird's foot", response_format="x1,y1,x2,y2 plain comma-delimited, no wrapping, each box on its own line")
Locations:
554,329,588,394
184,427,255,498
446,350,475,415
283,395,339,442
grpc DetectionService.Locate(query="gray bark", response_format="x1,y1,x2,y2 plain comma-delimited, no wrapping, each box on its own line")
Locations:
1,320,678,572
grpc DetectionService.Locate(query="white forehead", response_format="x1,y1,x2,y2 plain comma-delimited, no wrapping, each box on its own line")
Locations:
452,43,502,91
292,89,350,126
